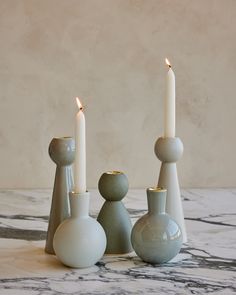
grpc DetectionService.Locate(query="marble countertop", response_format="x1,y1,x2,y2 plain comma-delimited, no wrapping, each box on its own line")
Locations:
0,189,235,295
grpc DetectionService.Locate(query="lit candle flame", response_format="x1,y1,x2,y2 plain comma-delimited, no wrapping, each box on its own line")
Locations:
76,97,83,111
165,58,171,68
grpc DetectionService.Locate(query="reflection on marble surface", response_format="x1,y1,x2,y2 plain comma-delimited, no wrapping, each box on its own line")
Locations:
0,189,235,294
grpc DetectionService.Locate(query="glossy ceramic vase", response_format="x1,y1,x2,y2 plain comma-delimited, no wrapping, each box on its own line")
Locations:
45,137,75,254
131,188,182,264
97,171,132,254
53,191,107,268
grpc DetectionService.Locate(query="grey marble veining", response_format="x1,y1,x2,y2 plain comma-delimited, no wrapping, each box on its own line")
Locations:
0,189,235,294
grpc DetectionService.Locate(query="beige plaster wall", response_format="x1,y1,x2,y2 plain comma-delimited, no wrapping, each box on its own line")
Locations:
0,0,235,188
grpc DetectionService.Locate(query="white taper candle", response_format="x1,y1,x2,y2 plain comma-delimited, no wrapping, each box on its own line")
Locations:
164,58,175,138
74,97,86,193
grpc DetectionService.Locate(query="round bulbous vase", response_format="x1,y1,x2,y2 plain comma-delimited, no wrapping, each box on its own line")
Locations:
131,188,182,264
53,191,107,268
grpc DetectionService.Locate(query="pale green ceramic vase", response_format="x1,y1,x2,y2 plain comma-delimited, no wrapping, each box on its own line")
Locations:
131,188,182,264
53,191,106,268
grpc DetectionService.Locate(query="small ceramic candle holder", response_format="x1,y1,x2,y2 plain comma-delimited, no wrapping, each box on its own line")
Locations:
131,187,182,264
97,171,133,254
154,136,187,243
53,191,107,268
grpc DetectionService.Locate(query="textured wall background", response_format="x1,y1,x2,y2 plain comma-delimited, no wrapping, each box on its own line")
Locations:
0,0,235,188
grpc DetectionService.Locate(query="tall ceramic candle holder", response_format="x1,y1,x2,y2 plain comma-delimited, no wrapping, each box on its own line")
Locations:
53,191,107,268
45,137,75,254
154,137,187,243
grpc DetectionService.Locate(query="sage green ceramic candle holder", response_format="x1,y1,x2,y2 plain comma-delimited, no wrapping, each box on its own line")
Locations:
45,137,75,254
131,187,182,264
97,171,133,254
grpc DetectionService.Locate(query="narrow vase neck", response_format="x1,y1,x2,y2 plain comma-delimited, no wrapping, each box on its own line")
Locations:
147,188,166,214
69,191,89,218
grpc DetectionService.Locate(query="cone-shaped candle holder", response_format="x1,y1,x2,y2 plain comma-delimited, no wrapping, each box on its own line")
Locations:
45,137,75,254
154,137,187,243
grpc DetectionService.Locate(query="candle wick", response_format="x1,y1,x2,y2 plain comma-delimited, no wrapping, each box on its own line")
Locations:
168,65,171,69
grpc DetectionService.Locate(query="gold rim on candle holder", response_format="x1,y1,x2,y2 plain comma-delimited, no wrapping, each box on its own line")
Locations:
148,187,167,192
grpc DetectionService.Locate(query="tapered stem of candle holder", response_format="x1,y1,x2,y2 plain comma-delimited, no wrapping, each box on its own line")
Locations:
154,137,187,243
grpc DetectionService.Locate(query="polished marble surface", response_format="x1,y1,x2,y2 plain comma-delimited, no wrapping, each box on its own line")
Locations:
0,189,235,294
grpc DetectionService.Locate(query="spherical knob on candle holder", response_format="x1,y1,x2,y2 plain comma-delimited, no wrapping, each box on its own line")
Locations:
49,137,75,166
98,171,129,201
154,136,187,243
154,137,183,163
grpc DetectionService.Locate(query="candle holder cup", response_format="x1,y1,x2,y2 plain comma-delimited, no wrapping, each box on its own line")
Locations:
154,136,187,243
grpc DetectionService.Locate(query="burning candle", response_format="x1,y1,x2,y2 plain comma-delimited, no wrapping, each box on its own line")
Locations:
74,97,86,193
164,58,175,138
